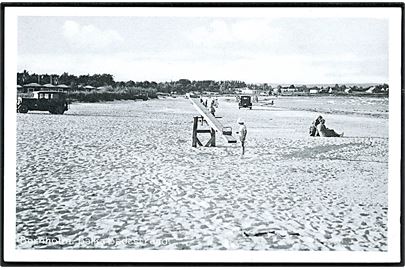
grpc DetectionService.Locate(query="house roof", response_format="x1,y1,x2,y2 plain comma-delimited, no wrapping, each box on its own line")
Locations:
24,83,42,87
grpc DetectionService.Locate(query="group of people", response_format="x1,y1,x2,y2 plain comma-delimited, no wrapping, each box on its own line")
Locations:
237,114,343,156
200,98,219,116
238,115,343,156
309,115,344,137
199,97,247,156
198,100,342,157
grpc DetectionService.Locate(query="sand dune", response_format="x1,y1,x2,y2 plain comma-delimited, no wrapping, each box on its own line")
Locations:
16,96,388,250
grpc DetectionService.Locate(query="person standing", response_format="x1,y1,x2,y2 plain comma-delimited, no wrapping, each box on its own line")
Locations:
210,101,216,116
236,118,247,155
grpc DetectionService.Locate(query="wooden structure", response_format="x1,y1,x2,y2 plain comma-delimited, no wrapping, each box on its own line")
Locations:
189,98,237,147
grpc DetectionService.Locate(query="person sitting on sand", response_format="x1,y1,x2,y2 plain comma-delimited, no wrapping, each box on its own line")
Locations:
236,118,247,155
309,115,323,136
316,118,344,137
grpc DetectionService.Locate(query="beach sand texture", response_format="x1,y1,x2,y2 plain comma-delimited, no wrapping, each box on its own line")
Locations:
16,96,388,250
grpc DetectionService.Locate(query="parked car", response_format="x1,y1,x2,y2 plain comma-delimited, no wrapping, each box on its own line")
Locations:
238,95,252,109
17,91,69,114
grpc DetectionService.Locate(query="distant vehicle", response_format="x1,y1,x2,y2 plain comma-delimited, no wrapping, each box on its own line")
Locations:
238,95,252,109
186,92,200,99
17,91,69,114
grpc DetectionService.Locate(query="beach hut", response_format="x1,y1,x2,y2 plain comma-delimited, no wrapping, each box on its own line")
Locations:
344,88,352,93
285,87,298,93
23,82,42,93
42,84,56,90
84,85,95,91
97,86,113,91
56,84,70,92
24,82,42,87
240,88,255,95
366,86,377,94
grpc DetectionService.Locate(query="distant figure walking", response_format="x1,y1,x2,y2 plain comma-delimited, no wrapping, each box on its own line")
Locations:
316,118,344,137
236,118,247,155
309,115,323,136
204,100,208,107
210,101,216,116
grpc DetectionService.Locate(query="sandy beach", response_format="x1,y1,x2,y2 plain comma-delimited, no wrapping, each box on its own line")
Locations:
16,96,388,251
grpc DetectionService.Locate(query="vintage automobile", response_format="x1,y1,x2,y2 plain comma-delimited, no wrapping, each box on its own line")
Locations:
17,91,69,114
238,95,252,110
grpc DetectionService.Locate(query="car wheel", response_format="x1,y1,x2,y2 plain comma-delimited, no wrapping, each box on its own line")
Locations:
56,106,65,114
18,104,28,113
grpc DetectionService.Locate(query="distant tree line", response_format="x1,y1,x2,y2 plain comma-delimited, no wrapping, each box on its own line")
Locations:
17,70,115,88
17,70,388,96
271,83,389,95
17,70,250,95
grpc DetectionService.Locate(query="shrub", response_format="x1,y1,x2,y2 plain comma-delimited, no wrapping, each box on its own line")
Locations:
67,87,156,102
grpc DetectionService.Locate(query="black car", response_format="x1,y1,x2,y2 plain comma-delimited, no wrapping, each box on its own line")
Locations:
17,91,69,114
238,95,252,109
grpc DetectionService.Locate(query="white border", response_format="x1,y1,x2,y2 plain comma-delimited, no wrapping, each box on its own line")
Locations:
3,6,402,264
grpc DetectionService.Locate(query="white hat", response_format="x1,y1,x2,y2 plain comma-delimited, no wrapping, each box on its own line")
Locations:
237,117,244,124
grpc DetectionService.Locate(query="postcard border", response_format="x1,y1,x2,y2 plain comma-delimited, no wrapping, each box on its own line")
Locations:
1,1,403,267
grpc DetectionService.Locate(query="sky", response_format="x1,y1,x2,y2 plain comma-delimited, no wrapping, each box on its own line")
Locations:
18,16,388,84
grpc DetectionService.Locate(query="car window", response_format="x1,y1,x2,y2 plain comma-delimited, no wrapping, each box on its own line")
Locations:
44,93,49,99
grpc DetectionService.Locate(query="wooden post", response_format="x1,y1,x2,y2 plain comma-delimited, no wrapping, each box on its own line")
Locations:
192,116,198,147
210,128,216,147
192,116,216,147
